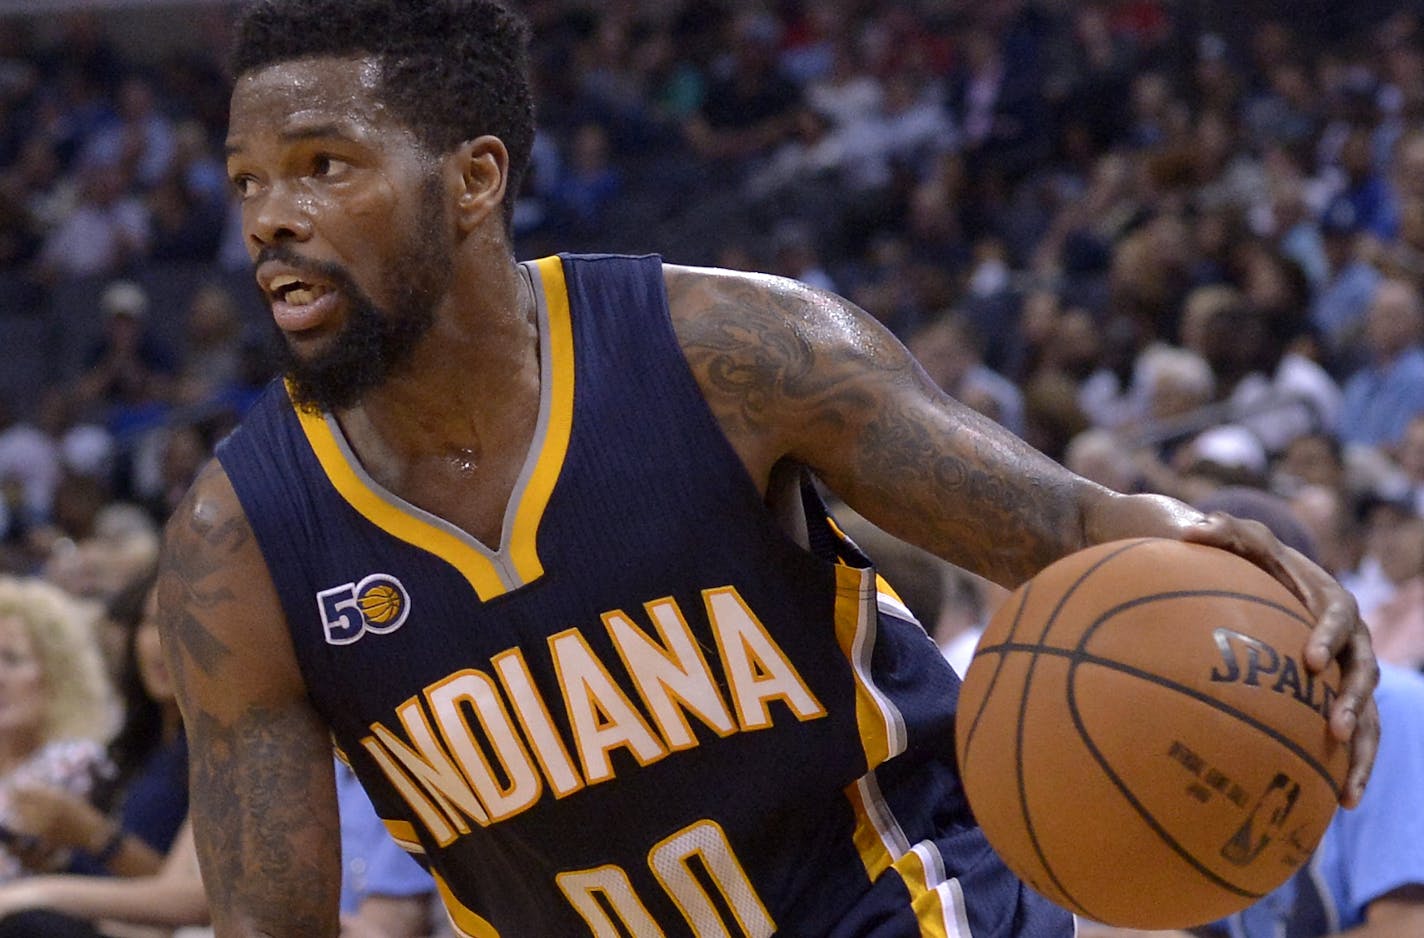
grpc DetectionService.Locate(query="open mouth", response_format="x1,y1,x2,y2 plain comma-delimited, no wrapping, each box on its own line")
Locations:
269,274,333,308
264,269,343,335
269,274,332,307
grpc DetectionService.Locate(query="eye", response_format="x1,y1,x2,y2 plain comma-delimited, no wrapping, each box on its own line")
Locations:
312,155,351,179
230,174,259,199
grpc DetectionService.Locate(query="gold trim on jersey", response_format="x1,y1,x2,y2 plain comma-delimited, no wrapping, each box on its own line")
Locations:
434,872,502,938
382,818,424,854
846,779,895,881
510,255,575,586
846,780,973,937
895,843,974,937
832,564,907,768
288,255,575,602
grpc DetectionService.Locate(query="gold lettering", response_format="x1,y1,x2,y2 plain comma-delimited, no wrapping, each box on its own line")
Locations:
704,587,826,730
427,670,542,823
550,628,668,784
605,600,736,751
491,648,585,798
361,734,457,846
367,695,489,843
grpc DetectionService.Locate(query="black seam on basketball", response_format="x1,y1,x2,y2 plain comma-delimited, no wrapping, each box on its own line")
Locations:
1074,591,1337,789
960,580,1034,764
1043,588,1337,901
1009,538,1151,919
992,635,1340,794
974,589,1315,661
1061,645,1340,789
1064,663,1267,901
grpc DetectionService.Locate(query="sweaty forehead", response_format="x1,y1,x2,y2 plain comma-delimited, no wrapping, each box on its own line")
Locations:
228,55,388,140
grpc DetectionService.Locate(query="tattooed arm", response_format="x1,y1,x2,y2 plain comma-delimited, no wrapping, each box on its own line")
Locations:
665,264,1378,807
156,460,340,937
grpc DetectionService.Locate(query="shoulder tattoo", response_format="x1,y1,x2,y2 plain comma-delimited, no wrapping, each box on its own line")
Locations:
156,461,247,677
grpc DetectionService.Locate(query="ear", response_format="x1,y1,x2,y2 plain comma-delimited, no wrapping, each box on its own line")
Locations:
449,135,510,234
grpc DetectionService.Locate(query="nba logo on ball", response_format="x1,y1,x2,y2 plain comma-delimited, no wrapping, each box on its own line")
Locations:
317,574,412,645
955,538,1348,929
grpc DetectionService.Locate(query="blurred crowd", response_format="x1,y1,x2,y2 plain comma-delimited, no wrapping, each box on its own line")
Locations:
0,0,1422,935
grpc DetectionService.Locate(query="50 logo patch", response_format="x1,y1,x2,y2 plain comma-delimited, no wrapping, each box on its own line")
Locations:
317,574,411,645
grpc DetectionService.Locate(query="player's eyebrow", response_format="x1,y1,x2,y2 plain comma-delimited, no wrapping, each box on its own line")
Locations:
225,123,357,157
277,123,355,144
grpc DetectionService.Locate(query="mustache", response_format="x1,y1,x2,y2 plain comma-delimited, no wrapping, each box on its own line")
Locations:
255,245,358,291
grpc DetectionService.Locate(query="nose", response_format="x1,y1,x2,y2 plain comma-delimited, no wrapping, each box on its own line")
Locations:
245,180,314,251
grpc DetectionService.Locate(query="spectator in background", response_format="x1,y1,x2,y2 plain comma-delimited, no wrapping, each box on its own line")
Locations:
681,11,801,165
334,759,435,937
0,768,434,937
1337,277,1424,450
1212,662,1424,936
169,120,228,211
32,164,147,283
144,170,223,262
70,281,175,441
1274,430,1349,494
134,422,209,526
4,571,185,882
0,577,113,883
1354,490,1424,671
950,25,1048,182
1290,483,1364,584
0,400,60,549
40,503,158,605
1131,345,1216,442
1180,281,1342,454
1170,424,1271,505
770,221,836,293
173,283,245,409
77,75,174,192
1064,428,1143,495
1311,195,1383,370
803,34,881,132
550,122,621,237
1336,126,1395,241
1398,413,1424,517
909,311,1025,436
0,818,207,937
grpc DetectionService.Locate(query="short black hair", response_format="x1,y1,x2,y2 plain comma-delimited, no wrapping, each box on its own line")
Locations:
231,0,535,232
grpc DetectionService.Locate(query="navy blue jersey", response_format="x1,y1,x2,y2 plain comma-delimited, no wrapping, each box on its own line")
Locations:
217,254,1070,937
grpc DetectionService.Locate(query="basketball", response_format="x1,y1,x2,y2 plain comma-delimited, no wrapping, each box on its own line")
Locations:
954,537,1349,929
358,584,403,624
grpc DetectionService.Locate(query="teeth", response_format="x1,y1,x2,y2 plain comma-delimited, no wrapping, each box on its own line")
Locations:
270,274,302,292
285,287,324,306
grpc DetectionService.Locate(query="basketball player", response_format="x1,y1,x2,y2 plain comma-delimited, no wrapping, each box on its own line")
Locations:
160,2,1381,935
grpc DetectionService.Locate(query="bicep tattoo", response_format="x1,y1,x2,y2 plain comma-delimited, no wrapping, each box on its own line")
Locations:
156,462,241,679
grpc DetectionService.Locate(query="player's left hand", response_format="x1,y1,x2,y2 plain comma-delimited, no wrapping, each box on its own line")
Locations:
1183,512,1380,809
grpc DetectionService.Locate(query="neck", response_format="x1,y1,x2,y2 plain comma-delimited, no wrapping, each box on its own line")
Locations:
336,255,541,464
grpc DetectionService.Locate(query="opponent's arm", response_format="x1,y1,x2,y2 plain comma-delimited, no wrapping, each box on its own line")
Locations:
156,460,340,937
666,265,1377,806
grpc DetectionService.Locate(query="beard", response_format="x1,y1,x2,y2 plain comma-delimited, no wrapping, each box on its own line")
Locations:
266,177,452,413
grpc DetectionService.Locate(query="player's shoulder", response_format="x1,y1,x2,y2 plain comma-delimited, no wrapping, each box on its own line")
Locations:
659,262,888,366
662,262,831,325
161,456,266,580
